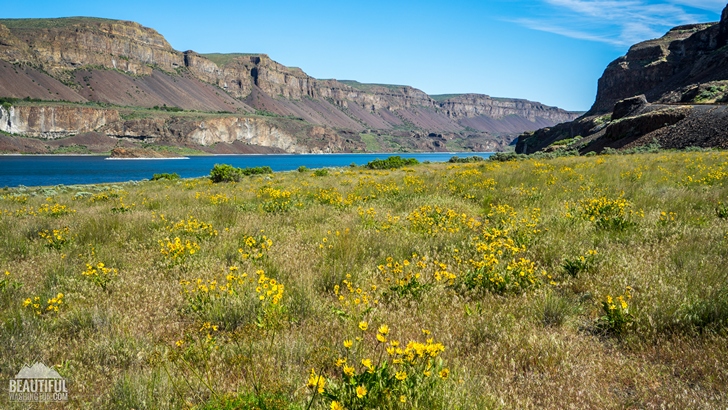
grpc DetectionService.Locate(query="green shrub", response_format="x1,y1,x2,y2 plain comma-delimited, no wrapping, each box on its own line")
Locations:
313,168,329,177
240,166,273,176
152,104,183,112
489,152,522,162
448,155,485,163
210,165,272,182
717,203,728,219
297,165,308,173
210,164,243,183
0,97,17,112
151,173,180,181
366,156,419,170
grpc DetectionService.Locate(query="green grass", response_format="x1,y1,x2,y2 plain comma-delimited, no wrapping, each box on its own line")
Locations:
0,17,119,30
429,94,465,102
49,145,93,155
143,144,208,156
338,80,406,91
1,151,727,408
358,133,381,152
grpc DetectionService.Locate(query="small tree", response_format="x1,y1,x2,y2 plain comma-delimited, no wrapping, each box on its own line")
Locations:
210,164,243,183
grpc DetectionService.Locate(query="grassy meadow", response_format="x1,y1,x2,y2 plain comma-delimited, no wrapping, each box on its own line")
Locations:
1,151,728,409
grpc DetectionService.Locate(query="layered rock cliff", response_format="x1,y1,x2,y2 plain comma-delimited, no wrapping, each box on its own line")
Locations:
0,105,356,153
0,105,120,138
0,16,580,154
517,3,728,154
589,3,728,114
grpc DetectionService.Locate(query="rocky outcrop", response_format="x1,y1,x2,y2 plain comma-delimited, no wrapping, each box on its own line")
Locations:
611,95,648,120
517,4,728,154
104,116,307,152
590,4,728,114
0,105,120,138
0,16,580,153
0,104,359,153
438,94,577,124
108,147,181,158
0,18,183,76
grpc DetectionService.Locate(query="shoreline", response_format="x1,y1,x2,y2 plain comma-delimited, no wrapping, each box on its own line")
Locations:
105,157,190,160
1,151,496,157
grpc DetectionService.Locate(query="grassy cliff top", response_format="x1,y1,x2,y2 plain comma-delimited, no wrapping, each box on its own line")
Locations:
0,17,125,29
429,94,465,102
338,80,407,91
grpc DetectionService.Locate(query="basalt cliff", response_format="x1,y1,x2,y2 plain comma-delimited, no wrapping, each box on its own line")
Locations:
0,17,579,154
517,4,728,154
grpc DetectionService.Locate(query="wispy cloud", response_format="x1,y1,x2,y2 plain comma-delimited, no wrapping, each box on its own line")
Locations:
512,0,724,47
669,0,727,11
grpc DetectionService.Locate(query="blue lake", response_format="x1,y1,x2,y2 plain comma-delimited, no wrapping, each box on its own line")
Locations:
0,152,492,187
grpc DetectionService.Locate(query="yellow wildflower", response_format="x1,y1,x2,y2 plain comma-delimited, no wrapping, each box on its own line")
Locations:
361,358,374,372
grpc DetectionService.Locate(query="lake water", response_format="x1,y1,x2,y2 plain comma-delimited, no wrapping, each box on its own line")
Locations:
0,152,492,187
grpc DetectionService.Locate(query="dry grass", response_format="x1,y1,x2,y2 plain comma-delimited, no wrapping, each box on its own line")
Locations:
1,151,727,409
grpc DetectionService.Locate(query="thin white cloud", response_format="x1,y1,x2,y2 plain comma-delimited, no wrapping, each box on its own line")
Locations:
514,18,626,45
669,0,726,11
513,0,723,47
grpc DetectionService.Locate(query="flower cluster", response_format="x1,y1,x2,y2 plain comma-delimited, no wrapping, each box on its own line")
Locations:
255,269,284,305
2,194,28,203
168,216,218,240
37,202,75,217
258,186,294,213
110,197,135,213
238,233,273,261
23,293,64,315
180,268,247,313
312,324,449,409
159,237,200,265
681,161,728,186
316,187,360,209
658,211,677,225
597,286,634,335
38,227,71,250
406,205,478,236
87,190,124,203
570,195,637,230
82,262,118,291
195,191,230,205
376,254,443,299
333,275,377,320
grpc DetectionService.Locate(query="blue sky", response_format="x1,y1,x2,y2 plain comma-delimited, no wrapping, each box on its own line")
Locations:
2,1,725,111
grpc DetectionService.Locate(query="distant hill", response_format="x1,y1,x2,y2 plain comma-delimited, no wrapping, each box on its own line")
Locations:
0,17,580,154
516,4,728,154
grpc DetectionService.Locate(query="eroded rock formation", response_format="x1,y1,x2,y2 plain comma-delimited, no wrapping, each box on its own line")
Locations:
0,17,580,153
517,4,728,154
